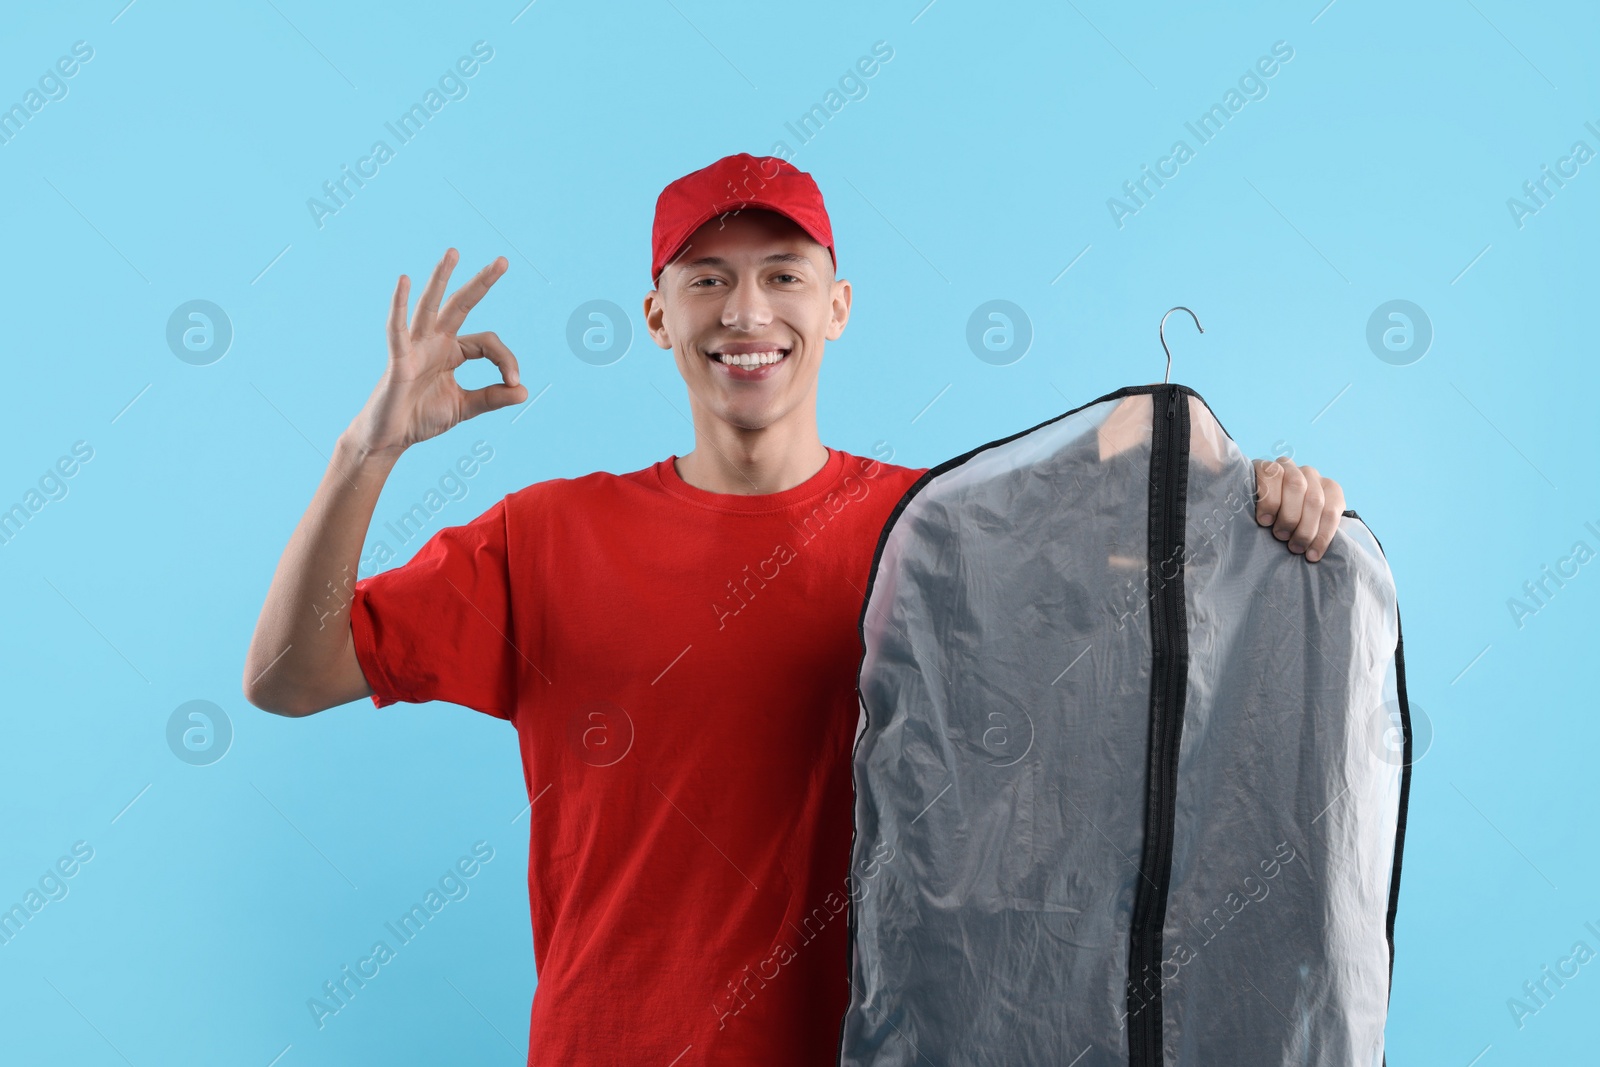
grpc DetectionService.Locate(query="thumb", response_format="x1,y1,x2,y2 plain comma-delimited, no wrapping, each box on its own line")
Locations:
1254,457,1284,524
462,382,529,420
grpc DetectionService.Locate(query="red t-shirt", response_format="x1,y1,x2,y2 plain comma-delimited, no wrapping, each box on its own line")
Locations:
351,446,927,1065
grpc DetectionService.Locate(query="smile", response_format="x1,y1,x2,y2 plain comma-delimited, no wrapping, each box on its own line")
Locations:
706,346,790,379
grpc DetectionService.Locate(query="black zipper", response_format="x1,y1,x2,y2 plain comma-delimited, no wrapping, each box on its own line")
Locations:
1126,383,1190,1066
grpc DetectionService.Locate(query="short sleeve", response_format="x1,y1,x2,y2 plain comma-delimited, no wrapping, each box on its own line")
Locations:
350,496,519,720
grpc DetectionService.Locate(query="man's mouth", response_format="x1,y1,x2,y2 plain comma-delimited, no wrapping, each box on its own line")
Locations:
705,344,791,373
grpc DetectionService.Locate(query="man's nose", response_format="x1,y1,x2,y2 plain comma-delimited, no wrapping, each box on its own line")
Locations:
721,278,773,331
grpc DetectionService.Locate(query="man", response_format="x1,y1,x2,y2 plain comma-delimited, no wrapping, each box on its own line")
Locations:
242,152,1346,1065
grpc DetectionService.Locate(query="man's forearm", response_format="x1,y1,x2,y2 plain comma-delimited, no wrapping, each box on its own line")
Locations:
242,432,401,716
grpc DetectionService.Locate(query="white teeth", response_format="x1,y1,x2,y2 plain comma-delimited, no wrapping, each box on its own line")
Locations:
716,350,786,368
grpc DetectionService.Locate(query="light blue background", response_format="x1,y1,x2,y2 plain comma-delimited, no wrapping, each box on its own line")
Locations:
2,0,1595,1063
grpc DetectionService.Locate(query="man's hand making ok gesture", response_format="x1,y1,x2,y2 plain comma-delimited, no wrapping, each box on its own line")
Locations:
346,247,528,459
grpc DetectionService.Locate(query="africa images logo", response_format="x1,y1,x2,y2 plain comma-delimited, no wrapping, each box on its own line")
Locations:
306,42,495,229
1106,40,1295,229
710,454,891,630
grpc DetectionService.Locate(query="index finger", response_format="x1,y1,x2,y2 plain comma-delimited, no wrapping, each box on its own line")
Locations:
459,331,520,388
438,256,509,336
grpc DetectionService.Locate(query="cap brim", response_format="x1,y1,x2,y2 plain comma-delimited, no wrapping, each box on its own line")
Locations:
655,197,834,282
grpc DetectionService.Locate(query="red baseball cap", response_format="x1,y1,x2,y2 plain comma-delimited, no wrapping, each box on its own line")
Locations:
651,152,836,284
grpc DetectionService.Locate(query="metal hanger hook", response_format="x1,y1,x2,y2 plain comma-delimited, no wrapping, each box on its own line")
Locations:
1160,306,1204,384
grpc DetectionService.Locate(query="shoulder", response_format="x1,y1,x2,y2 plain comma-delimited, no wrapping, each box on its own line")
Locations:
836,450,928,487
838,447,928,502
500,462,659,516
504,457,663,502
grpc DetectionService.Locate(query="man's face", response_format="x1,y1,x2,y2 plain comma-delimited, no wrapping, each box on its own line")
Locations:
644,209,850,433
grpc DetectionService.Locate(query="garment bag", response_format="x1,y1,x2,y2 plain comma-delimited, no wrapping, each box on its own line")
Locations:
837,381,1412,1067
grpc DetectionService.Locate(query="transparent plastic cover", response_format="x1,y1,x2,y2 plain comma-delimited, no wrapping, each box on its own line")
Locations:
840,386,1406,1067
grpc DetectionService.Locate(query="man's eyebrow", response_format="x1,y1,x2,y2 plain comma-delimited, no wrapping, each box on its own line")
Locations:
680,252,813,269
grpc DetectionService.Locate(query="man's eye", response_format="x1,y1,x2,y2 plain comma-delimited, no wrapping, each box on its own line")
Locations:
774,273,800,283
691,277,723,287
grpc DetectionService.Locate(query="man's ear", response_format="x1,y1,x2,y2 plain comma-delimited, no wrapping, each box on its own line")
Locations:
643,288,673,350
825,278,852,342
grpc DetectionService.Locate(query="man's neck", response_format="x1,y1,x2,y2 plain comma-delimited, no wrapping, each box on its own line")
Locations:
674,421,830,497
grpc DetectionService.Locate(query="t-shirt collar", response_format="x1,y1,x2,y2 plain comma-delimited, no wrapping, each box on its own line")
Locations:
655,446,846,513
